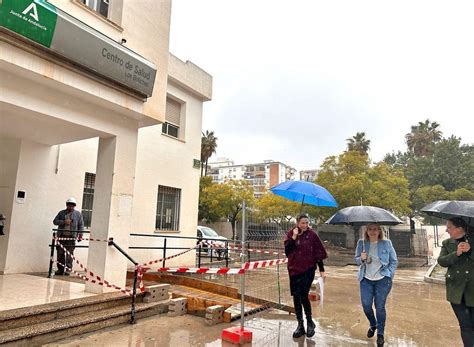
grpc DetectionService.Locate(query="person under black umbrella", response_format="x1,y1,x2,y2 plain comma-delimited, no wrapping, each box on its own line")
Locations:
284,214,327,339
355,223,398,347
438,217,474,347
326,205,401,346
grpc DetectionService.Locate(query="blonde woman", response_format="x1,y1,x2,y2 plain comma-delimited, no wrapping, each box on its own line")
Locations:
355,224,398,347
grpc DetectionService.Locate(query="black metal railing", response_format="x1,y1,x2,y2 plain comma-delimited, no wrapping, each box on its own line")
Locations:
129,233,232,268
48,229,140,324
48,230,239,323
108,237,140,324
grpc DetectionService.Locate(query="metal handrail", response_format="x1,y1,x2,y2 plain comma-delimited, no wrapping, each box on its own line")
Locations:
107,238,140,324
129,233,236,267
48,230,140,324
130,232,232,242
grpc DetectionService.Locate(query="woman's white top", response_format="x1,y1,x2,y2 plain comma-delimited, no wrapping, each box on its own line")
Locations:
364,241,384,281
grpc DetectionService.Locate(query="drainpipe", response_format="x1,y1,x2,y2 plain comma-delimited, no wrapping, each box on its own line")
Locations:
55,145,61,174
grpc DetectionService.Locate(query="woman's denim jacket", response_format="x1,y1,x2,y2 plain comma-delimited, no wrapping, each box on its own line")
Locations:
354,239,398,282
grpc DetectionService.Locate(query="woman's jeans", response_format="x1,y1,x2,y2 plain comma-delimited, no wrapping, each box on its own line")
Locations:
451,296,474,347
360,276,392,335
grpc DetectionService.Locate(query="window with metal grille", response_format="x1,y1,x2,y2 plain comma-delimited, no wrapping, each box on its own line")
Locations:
162,97,181,138
81,172,96,228
81,0,109,17
156,186,181,231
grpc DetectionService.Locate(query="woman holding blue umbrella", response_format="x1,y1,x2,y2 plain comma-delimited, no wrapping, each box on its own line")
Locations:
284,214,327,339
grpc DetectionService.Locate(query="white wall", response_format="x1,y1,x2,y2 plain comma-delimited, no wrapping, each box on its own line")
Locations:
129,81,203,266
0,138,21,272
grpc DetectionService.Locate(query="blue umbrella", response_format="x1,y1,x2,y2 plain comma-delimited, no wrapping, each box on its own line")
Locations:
270,180,338,211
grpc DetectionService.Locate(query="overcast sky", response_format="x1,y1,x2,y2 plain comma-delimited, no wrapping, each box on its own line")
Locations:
169,0,474,171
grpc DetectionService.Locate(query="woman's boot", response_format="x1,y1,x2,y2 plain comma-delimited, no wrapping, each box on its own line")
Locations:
293,321,306,338
302,296,315,337
293,296,306,338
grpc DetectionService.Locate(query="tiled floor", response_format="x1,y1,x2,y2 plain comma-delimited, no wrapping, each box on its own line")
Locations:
0,274,96,311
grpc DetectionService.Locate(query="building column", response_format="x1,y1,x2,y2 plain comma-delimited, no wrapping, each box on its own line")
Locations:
86,131,138,293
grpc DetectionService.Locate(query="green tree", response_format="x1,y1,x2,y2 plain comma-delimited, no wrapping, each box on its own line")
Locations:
403,136,474,193
346,132,371,155
198,176,219,222
254,191,300,225
405,119,442,157
200,130,218,177
316,151,410,220
448,188,474,201
200,180,254,240
430,136,474,191
411,185,449,212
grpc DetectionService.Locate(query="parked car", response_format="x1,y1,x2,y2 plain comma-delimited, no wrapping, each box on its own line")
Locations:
197,226,227,259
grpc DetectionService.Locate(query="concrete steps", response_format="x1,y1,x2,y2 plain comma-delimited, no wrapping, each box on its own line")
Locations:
0,292,169,345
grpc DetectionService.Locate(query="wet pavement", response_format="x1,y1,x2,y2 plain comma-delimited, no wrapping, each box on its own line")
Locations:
0,274,95,311
46,266,462,346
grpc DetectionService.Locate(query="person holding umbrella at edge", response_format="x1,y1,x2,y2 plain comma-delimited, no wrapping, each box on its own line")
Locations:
437,217,474,347
284,214,327,339
421,200,474,347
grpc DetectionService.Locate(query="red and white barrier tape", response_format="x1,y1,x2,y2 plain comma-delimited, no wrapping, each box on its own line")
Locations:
52,259,134,296
55,237,108,242
54,240,145,294
157,267,245,275
242,257,288,270
141,246,197,267
156,256,288,275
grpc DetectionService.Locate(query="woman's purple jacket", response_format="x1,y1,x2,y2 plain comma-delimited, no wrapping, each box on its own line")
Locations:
284,227,327,276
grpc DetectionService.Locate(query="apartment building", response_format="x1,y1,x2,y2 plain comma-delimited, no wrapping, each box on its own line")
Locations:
300,169,320,182
208,158,296,197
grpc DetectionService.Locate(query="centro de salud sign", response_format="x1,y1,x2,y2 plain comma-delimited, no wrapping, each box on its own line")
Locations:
0,0,156,97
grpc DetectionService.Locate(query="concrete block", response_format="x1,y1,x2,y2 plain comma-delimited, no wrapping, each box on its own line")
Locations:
205,305,224,325
144,284,170,302
167,297,187,317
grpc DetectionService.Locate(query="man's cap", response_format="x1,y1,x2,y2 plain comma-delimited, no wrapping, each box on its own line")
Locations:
66,197,77,206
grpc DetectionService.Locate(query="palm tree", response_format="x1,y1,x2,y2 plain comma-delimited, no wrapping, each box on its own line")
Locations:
201,130,218,176
346,132,371,155
405,119,442,156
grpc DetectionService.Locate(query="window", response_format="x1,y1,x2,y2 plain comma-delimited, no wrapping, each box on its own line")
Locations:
156,186,181,231
162,123,179,138
81,172,96,228
81,0,109,17
162,97,181,138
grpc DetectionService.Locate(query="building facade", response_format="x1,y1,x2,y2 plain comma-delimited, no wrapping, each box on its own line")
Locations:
0,0,212,292
208,159,296,197
300,169,320,182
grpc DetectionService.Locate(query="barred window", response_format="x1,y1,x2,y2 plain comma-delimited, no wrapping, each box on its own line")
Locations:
156,186,181,231
81,172,96,228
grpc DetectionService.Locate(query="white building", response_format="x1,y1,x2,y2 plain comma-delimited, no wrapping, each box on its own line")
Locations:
300,169,320,182
208,159,296,197
0,0,212,292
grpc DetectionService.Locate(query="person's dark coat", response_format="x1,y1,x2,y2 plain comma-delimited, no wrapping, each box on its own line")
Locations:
284,227,327,277
438,237,474,306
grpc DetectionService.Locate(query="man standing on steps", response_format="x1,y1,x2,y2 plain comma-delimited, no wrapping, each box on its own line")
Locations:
53,197,84,276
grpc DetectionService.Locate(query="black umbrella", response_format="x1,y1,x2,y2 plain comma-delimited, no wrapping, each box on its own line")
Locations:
421,200,474,226
325,206,403,226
